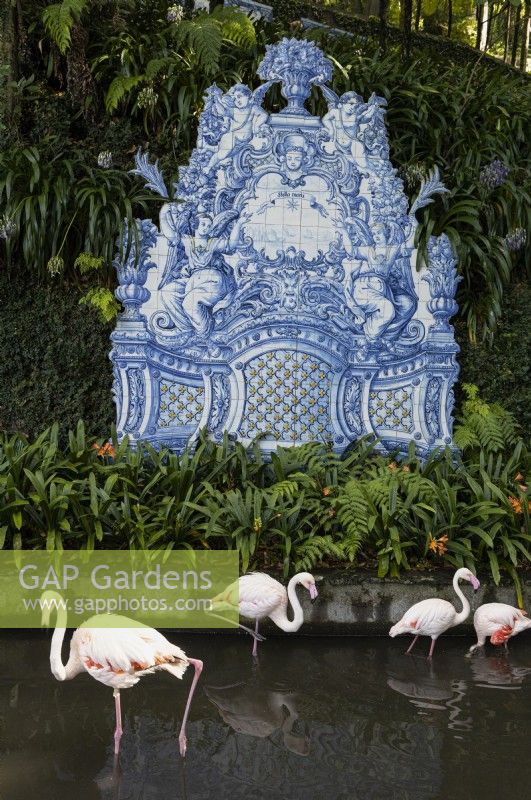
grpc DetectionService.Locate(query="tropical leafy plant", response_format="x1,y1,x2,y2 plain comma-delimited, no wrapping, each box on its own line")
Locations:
1,406,528,600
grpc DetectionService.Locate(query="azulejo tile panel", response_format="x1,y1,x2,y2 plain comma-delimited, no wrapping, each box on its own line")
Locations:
111,38,460,456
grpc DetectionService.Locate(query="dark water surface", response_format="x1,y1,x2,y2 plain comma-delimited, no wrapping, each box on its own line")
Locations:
1,632,530,800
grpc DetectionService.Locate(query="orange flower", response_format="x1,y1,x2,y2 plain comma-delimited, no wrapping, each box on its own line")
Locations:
388,462,398,471
322,486,331,497
93,441,116,458
508,496,531,514
402,465,411,473
428,534,448,555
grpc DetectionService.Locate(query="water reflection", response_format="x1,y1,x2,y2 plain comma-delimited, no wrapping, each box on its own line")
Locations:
386,655,472,732
205,677,310,755
469,652,531,689
1,633,531,800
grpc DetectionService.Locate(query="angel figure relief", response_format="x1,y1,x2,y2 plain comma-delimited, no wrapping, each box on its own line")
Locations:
320,86,387,161
205,82,272,173
337,220,417,353
159,204,252,339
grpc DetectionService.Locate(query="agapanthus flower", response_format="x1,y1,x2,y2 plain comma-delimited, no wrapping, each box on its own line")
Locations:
97,150,113,169
137,86,157,109
479,159,510,190
0,214,17,239
505,227,526,253
167,4,184,23
397,163,424,189
47,255,65,277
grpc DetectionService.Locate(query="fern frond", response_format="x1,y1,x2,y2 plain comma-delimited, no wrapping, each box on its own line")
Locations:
172,18,223,74
105,75,144,113
211,6,257,50
294,535,343,573
42,0,89,54
267,479,301,503
337,480,371,558
79,288,120,323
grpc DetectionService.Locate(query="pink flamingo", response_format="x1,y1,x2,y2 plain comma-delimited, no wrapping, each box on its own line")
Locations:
41,590,203,756
214,572,319,656
469,602,531,654
389,567,480,658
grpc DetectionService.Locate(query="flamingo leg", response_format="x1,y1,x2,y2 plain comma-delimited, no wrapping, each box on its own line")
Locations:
427,638,437,659
252,620,260,658
178,657,203,758
113,689,123,755
406,635,419,654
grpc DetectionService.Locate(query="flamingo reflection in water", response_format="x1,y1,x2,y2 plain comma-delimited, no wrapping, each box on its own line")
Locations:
41,590,203,757
387,657,472,732
469,652,531,689
205,680,310,755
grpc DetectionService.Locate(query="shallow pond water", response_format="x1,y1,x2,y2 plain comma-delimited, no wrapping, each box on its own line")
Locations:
1,631,530,800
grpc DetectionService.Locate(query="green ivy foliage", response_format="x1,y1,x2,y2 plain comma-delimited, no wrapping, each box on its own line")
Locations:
0,273,114,439
456,280,531,434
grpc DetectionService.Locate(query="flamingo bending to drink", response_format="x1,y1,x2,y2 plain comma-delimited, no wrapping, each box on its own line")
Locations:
41,590,203,756
213,572,319,656
469,602,531,654
389,568,480,658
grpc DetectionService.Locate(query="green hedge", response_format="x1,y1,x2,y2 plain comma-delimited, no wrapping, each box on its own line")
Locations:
0,273,114,438
456,280,531,435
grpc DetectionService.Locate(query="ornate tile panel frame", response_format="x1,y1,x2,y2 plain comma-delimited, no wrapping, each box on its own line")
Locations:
110,38,460,456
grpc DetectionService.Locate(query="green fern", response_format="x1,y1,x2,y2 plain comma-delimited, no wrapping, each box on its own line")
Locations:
294,535,344,573
172,18,223,75
171,7,255,75
211,6,257,50
42,0,89,54
105,75,144,113
336,480,371,558
74,252,105,274
79,288,120,323
455,384,521,455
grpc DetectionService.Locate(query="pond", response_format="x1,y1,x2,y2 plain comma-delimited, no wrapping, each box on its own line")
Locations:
1,631,530,799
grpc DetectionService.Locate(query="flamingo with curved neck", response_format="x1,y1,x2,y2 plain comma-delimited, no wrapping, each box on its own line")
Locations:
41,590,203,756
213,572,319,657
389,567,480,658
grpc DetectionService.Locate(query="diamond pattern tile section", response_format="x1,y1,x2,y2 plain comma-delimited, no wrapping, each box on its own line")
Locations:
239,351,333,439
159,381,204,427
369,387,413,433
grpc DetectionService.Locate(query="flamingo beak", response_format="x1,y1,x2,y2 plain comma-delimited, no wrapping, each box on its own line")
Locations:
471,575,480,592
309,583,319,603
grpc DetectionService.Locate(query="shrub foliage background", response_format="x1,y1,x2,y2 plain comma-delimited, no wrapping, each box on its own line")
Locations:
0,3,529,339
